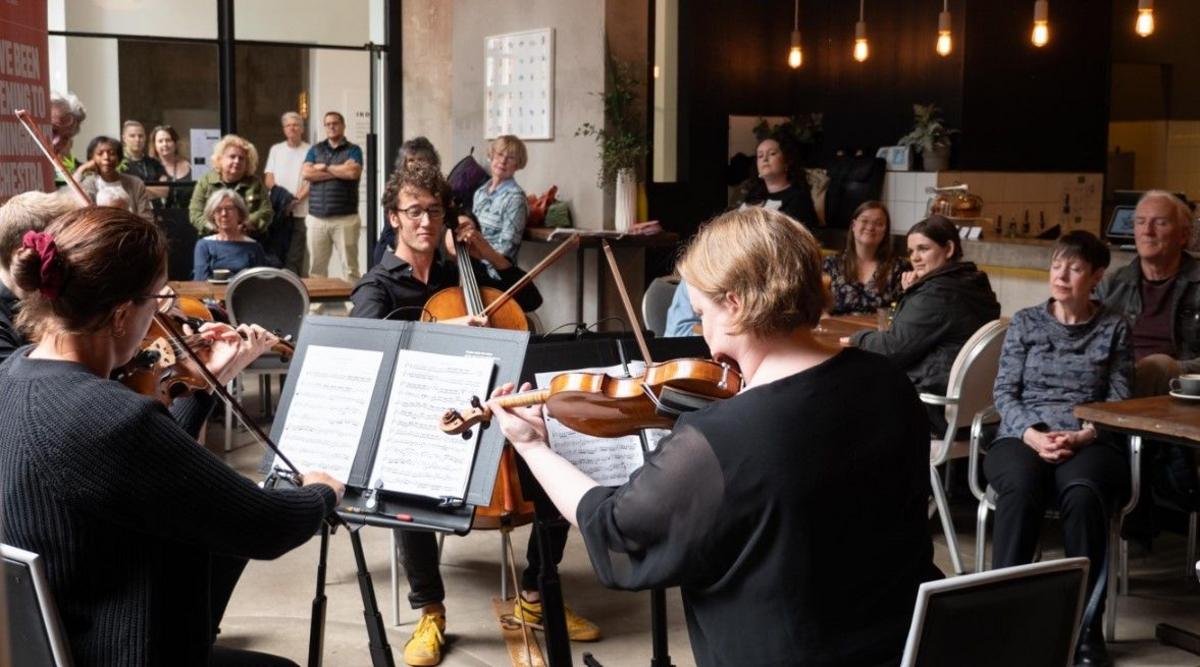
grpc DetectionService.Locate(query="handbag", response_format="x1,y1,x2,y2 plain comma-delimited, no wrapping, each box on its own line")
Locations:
526,185,558,228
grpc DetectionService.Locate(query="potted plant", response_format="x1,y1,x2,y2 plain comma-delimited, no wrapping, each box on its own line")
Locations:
898,103,958,172
576,59,648,231
752,112,824,165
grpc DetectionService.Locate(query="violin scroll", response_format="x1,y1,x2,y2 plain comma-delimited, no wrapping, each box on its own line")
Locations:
440,396,491,437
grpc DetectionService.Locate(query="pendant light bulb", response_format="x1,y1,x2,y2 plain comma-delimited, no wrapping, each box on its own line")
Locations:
854,22,869,63
788,0,802,69
1135,0,1155,37
936,8,952,57
1031,0,1050,47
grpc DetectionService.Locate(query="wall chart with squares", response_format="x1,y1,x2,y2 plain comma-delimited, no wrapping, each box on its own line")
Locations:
485,28,554,140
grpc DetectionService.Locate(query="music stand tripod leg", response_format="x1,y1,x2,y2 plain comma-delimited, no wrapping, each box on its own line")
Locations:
536,515,574,667
307,522,331,667
349,524,398,667
649,588,673,667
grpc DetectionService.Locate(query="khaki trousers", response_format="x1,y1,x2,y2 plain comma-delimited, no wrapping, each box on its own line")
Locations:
306,212,361,282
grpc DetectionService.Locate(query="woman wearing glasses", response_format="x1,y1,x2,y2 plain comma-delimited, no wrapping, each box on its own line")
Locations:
0,206,344,666
473,135,530,271
192,190,268,281
823,201,905,315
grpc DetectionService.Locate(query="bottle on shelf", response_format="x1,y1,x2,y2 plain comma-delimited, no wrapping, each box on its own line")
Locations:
1021,210,1031,237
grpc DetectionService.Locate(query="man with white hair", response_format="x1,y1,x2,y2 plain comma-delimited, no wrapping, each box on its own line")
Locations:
264,111,311,274
48,91,87,184
1097,190,1200,546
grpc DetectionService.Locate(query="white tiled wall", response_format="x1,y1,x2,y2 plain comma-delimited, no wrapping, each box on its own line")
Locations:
881,170,1104,238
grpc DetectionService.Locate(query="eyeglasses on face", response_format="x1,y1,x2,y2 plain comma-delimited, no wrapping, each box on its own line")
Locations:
139,289,179,313
397,205,446,221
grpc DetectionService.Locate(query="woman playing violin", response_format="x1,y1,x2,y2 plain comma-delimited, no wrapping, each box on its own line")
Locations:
490,207,941,667
0,207,344,667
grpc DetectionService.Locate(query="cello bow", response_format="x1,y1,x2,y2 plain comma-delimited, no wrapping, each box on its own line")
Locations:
13,108,91,206
479,234,579,320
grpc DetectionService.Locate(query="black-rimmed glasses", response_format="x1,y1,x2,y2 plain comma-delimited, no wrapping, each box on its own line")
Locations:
398,205,446,222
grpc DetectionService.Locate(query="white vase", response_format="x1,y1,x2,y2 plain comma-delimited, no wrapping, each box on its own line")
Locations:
614,167,637,232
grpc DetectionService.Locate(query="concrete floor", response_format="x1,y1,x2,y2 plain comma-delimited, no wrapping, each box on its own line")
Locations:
211,400,1200,666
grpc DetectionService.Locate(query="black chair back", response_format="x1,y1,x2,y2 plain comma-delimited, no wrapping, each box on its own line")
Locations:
225,267,309,339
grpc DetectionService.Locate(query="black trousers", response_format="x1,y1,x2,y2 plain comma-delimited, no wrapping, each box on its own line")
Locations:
984,437,1130,623
397,457,570,608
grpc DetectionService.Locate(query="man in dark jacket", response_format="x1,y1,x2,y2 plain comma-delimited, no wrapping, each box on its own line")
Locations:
1096,190,1200,532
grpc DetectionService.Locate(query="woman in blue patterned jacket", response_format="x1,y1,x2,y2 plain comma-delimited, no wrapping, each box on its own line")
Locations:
986,230,1132,667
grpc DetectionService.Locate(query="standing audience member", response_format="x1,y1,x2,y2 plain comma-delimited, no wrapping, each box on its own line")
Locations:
304,111,363,281
1097,190,1200,542
0,206,345,667
473,135,529,270
189,134,272,236
823,201,905,314
0,191,78,363
49,91,86,183
264,111,312,275
373,136,443,267
490,206,940,667
986,231,1131,667
77,135,154,221
120,120,169,203
848,215,1000,431
192,191,269,281
148,125,194,209
741,134,820,227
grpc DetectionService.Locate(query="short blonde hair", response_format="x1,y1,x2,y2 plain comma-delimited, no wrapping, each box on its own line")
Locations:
677,207,824,336
488,134,528,170
210,134,259,176
0,191,79,272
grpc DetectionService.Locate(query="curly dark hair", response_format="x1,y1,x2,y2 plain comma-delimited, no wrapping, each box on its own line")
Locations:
381,163,451,212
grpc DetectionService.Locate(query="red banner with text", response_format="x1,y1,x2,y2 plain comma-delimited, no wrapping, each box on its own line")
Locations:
0,0,52,203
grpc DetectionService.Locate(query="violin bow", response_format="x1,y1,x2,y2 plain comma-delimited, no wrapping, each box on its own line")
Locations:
153,312,305,478
600,240,654,365
14,109,92,206
480,234,579,320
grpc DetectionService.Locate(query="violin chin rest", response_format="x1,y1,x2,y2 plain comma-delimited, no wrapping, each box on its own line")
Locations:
656,386,719,417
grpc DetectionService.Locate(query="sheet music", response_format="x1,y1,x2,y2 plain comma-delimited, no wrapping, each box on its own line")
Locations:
369,350,494,499
276,345,383,480
535,363,668,486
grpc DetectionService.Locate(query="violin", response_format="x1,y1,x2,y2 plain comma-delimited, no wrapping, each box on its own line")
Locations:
441,357,742,438
114,295,294,407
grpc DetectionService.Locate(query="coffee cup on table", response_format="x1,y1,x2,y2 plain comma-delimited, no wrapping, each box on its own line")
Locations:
210,268,231,282
1169,374,1200,396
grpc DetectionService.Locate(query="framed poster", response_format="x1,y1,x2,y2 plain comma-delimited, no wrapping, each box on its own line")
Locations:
485,28,554,140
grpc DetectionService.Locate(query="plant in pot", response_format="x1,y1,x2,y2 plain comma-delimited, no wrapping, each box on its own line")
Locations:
576,59,648,231
752,112,824,165
898,103,958,172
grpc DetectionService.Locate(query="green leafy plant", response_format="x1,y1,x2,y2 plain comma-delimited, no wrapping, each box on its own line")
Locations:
898,103,958,154
752,113,824,150
576,59,648,187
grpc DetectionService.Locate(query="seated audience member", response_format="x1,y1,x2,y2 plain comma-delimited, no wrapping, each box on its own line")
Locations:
986,230,1131,667
149,124,194,209
351,164,560,667
0,191,78,363
741,133,819,227
1097,190,1200,541
49,90,86,184
77,135,154,221
848,215,1000,429
823,201,905,314
95,186,132,211
120,119,169,202
264,111,311,275
373,136,444,267
193,190,269,281
0,206,344,666
473,134,529,267
190,134,272,236
490,206,940,667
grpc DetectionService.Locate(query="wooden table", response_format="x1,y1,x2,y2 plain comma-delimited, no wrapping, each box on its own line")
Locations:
813,313,879,346
169,276,354,303
1074,395,1200,649
524,228,681,326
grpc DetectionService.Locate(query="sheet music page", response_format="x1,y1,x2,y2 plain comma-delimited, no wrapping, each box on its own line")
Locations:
368,350,494,499
535,363,667,486
276,345,383,480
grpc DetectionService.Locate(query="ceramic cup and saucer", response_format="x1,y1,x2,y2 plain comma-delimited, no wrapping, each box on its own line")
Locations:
207,269,232,285
1169,374,1200,402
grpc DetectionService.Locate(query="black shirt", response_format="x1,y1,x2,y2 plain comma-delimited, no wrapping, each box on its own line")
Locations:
122,156,167,184
745,182,820,227
349,251,542,321
0,282,24,365
577,349,940,666
1134,276,1177,360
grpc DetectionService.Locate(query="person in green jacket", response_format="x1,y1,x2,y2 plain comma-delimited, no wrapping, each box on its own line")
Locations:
189,134,272,236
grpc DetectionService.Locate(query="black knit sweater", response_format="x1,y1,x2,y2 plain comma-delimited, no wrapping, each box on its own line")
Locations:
0,349,337,666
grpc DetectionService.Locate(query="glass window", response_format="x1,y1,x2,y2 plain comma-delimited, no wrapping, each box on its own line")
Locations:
653,0,680,183
235,0,371,48
49,0,217,40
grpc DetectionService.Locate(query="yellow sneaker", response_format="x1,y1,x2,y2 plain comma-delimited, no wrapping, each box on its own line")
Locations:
513,596,602,642
403,612,446,666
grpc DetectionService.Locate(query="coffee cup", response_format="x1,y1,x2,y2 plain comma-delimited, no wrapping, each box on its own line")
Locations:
1169,374,1200,396
210,269,232,282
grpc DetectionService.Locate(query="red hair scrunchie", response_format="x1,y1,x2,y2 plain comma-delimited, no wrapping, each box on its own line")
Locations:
20,230,65,301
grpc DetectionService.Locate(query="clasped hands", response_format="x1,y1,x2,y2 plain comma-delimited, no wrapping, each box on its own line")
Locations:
1023,425,1098,463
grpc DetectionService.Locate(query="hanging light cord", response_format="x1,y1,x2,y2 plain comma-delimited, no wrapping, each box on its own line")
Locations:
794,0,799,31
860,0,865,22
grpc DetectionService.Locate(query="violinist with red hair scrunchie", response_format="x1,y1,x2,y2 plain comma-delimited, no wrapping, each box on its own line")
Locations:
0,206,346,667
